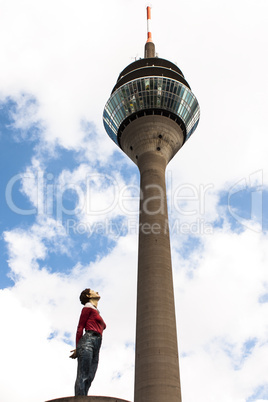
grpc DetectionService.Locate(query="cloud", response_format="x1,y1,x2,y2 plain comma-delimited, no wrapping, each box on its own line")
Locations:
1,218,138,401
2,177,268,401
2,214,268,402
0,287,75,401
173,220,268,401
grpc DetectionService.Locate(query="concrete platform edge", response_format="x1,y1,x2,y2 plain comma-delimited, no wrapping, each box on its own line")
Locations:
45,396,131,402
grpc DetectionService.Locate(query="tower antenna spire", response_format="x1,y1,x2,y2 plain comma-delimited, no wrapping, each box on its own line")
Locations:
146,6,153,43
144,6,155,58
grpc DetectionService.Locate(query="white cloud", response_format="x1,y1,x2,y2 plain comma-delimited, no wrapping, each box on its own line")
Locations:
3,215,70,280
2,194,268,401
173,223,268,401
0,288,75,401
1,221,138,401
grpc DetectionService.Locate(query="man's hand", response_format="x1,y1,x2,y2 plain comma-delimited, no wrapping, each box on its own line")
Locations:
69,349,77,359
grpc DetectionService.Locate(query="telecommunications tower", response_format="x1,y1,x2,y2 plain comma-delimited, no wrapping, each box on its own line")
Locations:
103,6,200,402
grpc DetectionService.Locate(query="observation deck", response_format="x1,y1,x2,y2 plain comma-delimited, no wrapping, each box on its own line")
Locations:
103,56,200,148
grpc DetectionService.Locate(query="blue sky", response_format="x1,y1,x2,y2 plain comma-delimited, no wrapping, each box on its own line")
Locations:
1,1,268,402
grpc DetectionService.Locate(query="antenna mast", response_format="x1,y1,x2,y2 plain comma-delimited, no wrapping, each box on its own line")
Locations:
146,6,153,43
144,6,155,58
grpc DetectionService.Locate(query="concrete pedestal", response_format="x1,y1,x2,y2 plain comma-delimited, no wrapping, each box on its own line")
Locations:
46,397,130,402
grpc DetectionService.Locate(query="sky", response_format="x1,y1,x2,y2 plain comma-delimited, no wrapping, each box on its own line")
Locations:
0,0,268,401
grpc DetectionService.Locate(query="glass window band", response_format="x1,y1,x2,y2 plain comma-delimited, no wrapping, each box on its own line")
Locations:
103,76,200,146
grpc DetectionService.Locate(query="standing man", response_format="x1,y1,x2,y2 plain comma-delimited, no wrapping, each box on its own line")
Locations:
70,288,106,396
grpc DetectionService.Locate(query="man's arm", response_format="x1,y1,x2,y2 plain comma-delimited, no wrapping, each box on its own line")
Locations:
69,307,92,359
76,307,92,346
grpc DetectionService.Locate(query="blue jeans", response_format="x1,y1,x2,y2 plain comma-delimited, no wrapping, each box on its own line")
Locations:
75,331,102,396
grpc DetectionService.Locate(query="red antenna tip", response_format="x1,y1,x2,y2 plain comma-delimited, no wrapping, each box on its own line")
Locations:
146,6,153,43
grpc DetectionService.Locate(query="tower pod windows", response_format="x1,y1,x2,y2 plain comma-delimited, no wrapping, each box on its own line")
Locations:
103,76,200,148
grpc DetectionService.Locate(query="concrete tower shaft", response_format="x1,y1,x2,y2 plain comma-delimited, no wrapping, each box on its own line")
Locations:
120,115,184,165
134,154,181,402
120,116,183,402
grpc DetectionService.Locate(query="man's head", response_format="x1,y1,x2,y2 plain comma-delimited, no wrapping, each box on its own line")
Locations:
79,288,100,305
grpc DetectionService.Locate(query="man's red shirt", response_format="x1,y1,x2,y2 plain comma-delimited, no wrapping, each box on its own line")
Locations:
76,303,106,346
